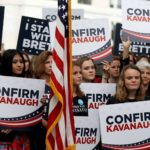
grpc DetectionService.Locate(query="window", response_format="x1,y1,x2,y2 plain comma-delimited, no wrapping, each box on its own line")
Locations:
109,0,121,9
110,0,114,8
78,0,92,5
117,0,121,9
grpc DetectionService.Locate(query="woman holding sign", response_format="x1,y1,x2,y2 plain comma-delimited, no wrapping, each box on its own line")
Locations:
1,49,25,77
34,50,52,125
33,50,52,150
72,61,88,116
0,49,30,149
107,64,147,104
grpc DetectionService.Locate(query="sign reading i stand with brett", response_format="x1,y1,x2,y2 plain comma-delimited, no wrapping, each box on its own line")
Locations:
113,23,150,57
17,16,50,55
0,6,4,49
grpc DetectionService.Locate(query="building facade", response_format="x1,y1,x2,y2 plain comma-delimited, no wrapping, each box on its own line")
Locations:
0,0,122,49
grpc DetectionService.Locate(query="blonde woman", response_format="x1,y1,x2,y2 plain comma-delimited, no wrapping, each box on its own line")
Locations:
107,64,146,104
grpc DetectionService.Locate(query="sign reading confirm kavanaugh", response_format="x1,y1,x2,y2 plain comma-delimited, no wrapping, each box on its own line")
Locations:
99,101,150,149
0,76,45,130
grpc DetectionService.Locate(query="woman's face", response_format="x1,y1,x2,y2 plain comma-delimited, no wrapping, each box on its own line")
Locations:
141,67,150,86
12,54,24,75
73,65,82,86
124,68,141,91
23,54,29,72
44,55,52,76
109,60,121,78
129,54,135,64
81,60,96,82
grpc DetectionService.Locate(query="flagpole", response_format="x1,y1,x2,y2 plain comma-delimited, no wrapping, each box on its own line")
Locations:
67,0,76,149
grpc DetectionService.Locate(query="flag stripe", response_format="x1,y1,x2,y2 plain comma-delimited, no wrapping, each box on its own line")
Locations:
51,53,63,87
48,132,55,149
56,124,64,149
50,72,63,94
52,40,64,64
55,26,64,48
47,98,62,127
52,48,64,74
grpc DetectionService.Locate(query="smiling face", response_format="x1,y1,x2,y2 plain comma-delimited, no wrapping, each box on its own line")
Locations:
81,60,96,82
124,68,141,92
12,54,24,76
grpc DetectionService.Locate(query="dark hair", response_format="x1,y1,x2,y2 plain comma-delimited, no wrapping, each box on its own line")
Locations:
1,49,25,77
111,55,121,62
129,52,137,64
22,51,32,77
78,56,96,69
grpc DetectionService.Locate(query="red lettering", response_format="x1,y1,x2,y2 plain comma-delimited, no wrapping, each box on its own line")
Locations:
113,125,119,132
124,124,130,130
72,36,106,43
137,122,143,129
76,137,96,144
106,125,113,132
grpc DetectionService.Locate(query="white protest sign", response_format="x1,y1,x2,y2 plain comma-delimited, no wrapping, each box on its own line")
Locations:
47,9,84,50
72,19,112,63
49,19,112,63
122,0,150,42
74,83,116,150
0,76,45,129
99,100,150,149
122,0,150,33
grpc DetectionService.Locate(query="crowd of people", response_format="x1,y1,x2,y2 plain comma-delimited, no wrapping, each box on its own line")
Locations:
72,39,150,149
0,37,149,149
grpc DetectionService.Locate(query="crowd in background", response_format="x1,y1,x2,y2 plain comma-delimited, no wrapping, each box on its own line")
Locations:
0,36,149,149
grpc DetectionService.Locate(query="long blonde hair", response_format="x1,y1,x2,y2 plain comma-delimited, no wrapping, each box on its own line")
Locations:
115,64,145,102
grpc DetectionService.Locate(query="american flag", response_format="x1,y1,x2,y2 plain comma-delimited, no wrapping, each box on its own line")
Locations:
46,0,75,150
